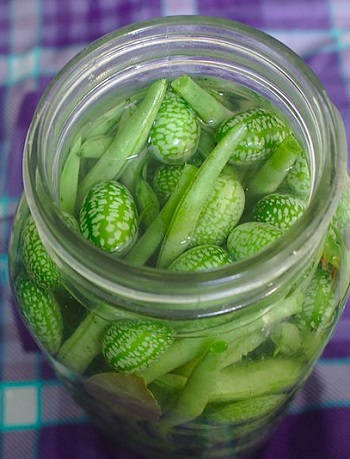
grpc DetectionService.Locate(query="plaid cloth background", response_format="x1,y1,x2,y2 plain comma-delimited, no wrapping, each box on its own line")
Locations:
1,1,350,458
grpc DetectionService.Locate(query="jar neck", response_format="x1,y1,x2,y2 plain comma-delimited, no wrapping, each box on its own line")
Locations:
23,16,347,319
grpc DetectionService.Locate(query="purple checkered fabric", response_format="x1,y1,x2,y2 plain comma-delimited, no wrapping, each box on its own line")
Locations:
1,1,350,458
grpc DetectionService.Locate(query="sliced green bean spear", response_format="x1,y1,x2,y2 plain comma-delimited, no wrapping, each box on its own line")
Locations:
211,358,302,402
197,126,216,158
270,322,302,356
163,341,228,427
59,136,82,214
135,176,160,230
78,134,113,159
119,147,148,194
79,103,138,159
155,357,302,404
138,336,211,384
220,330,266,369
171,75,233,128
202,394,285,424
140,292,302,383
57,310,110,373
79,78,167,200
125,164,197,266
81,100,126,139
246,133,302,203
157,122,247,268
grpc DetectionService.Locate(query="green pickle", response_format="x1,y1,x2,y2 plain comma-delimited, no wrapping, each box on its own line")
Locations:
10,74,350,458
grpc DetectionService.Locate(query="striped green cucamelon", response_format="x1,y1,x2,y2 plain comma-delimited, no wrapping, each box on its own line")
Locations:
190,172,245,247
169,245,233,272
227,221,283,261
332,175,350,234
253,193,306,231
215,108,289,166
149,89,200,164
79,180,138,254
286,151,311,198
15,276,63,353
22,215,61,288
296,267,335,331
151,164,184,204
103,320,175,373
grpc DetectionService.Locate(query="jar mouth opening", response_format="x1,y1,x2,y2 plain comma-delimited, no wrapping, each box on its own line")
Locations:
23,16,347,317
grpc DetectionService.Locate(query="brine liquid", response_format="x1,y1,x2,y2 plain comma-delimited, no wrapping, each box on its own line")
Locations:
9,76,350,459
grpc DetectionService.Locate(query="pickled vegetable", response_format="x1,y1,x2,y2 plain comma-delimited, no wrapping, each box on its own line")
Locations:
11,74,350,458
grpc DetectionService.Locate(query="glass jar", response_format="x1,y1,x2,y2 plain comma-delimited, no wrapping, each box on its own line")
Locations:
8,16,350,459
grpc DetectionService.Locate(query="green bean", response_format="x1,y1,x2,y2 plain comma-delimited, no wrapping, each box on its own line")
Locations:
163,341,228,426
141,293,302,383
157,122,247,268
155,357,302,407
138,336,211,384
197,126,216,158
202,394,285,424
220,330,266,369
81,102,125,139
78,135,113,159
79,79,167,199
119,147,148,194
171,75,233,128
270,322,302,356
57,310,109,373
246,133,302,203
135,176,160,229
125,164,197,266
59,136,82,214
211,358,302,402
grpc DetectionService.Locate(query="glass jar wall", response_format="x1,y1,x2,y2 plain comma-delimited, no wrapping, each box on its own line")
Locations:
8,16,350,459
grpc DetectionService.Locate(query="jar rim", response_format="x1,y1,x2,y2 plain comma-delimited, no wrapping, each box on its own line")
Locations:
23,15,347,318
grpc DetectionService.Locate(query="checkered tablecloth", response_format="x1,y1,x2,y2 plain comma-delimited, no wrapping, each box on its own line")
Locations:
1,1,350,458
